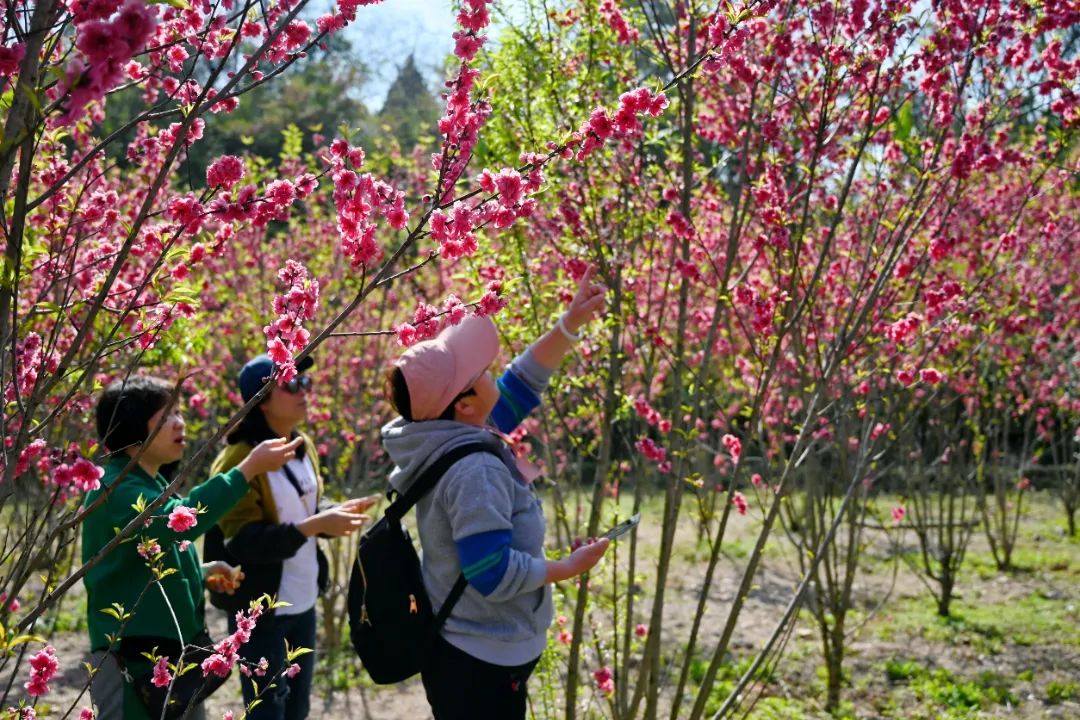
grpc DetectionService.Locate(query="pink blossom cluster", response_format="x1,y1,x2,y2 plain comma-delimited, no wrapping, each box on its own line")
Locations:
599,0,640,44
1041,40,1080,126
452,0,490,62
870,422,891,440
265,18,312,63
132,301,197,351
205,171,305,229
432,1,493,194
201,603,264,678
60,0,158,124
3,439,42,484
206,155,246,190
895,367,945,387
152,656,172,687
167,505,198,533
0,42,26,79
572,87,669,160
593,665,615,696
49,457,104,497
137,538,162,560
733,284,786,337
476,166,541,230
474,280,508,317
265,260,320,383
722,433,742,464
632,397,671,432
238,657,270,678
701,14,751,74
320,0,383,32
922,280,963,321
394,295,467,347
885,312,923,346
731,491,748,515
635,437,671,473
666,210,695,240
328,139,409,268
0,593,20,613
749,164,792,249
6,334,58,403
24,646,58,697
429,203,480,261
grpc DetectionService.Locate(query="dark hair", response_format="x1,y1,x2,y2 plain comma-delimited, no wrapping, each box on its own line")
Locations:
225,391,306,461
96,375,175,453
383,366,475,422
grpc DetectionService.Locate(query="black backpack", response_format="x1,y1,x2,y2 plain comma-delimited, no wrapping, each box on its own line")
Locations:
348,443,495,684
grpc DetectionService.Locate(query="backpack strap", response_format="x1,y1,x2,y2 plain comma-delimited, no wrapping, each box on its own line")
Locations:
385,441,500,630
384,442,496,522
434,575,468,630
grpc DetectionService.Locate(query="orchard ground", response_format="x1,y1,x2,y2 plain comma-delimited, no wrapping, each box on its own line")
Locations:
37,492,1079,719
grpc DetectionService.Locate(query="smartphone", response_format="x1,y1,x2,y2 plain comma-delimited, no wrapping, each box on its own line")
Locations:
600,513,641,541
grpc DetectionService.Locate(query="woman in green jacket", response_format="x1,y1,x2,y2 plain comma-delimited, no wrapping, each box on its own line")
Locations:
82,375,300,719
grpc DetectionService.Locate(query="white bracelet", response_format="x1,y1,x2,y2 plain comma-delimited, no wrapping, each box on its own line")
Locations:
557,314,582,342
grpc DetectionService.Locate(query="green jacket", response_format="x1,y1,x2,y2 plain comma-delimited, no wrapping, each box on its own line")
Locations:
81,455,250,652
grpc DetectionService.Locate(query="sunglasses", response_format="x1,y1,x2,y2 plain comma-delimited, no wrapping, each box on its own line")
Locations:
281,375,313,394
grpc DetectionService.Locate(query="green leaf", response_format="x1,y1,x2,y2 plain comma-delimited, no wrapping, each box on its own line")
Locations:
892,100,913,142
9,634,43,648
286,646,314,662
147,0,191,10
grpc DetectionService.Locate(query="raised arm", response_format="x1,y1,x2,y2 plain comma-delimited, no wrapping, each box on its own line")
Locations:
489,265,606,434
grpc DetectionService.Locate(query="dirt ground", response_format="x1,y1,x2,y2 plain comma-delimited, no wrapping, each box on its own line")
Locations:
36,493,1080,718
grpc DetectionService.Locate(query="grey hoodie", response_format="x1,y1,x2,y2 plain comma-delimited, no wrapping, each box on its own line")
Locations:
381,351,554,666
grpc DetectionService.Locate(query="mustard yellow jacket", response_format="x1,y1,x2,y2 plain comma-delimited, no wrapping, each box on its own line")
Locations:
205,434,328,611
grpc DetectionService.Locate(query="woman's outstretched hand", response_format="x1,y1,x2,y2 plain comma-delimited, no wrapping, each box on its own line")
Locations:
236,436,305,481
297,506,370,538
544,537,610,584
532,264,608,369
563,264,607,335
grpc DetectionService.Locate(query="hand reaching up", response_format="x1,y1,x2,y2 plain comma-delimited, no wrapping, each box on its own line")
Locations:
563,264,607,335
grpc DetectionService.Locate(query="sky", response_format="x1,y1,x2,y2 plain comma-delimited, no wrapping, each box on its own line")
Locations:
343,1,458,111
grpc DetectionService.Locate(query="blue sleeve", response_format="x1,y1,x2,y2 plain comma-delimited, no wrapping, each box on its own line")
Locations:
456,529,512,596
489,368,542,434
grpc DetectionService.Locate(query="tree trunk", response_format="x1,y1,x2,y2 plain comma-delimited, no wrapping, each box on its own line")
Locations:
938,575,954,617
824,639,844,713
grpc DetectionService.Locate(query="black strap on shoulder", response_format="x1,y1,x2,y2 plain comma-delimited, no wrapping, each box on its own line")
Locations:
385,442,495,522
384,441,500,629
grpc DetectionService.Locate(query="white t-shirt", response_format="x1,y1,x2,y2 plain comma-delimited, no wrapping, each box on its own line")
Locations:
267,455,319,615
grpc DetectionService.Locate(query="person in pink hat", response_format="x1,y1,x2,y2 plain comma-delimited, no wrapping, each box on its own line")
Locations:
381,266,609,720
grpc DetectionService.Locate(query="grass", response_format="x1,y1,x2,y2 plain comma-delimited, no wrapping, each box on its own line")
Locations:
1046,681,1079,705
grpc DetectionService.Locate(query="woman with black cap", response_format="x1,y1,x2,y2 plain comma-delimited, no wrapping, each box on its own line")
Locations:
207,353,375,720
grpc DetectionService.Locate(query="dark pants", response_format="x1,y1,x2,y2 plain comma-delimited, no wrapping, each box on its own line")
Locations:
421,635,541,720
228,607,317,720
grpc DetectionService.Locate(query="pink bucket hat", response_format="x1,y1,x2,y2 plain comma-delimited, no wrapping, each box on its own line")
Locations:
395,314,500,421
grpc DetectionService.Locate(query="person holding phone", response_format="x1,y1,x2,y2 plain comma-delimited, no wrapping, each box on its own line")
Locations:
381,267,610,720
209,353,376,720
